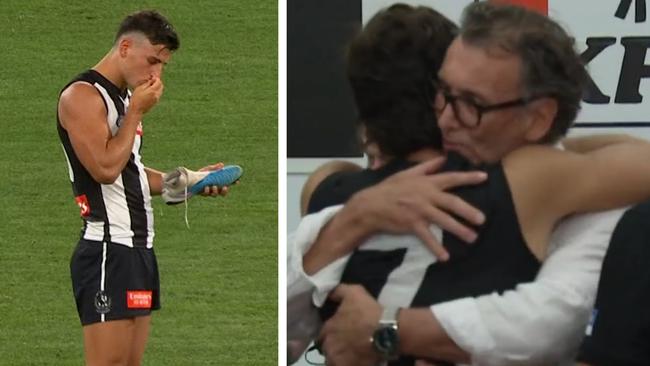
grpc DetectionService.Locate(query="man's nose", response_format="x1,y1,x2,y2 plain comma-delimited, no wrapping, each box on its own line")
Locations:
437,101,460,131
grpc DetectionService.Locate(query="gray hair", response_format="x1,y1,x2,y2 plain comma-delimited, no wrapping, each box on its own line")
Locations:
460,2,587,143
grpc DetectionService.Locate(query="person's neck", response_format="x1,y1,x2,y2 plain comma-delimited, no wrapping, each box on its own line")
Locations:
92,51,128,91
370,148,444,170
406,148,444,163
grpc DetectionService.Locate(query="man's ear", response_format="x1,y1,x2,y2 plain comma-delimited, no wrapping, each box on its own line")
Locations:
524,97,558,142
118,37,132,58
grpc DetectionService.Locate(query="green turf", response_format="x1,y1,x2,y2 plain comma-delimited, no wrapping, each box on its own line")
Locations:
0,1,277,364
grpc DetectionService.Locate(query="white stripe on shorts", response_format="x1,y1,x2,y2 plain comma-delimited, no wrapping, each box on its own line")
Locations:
100,241,107,322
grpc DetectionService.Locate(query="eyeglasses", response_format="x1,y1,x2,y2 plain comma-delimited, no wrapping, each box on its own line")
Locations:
433,83,542,128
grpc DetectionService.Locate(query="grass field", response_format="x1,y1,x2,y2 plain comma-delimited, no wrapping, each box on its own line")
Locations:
0,1,277,364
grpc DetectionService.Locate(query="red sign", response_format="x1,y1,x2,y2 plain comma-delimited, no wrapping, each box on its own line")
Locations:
490,0,548,14
127,290,153,309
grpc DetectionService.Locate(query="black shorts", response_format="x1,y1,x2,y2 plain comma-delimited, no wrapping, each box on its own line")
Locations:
70,239,161,326
576,202,650,365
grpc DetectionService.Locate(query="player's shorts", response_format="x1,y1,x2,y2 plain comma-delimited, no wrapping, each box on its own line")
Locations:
70,239,161,326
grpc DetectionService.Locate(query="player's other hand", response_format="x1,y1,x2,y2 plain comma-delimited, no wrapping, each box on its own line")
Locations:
131,77,164,114
198,162,235,197
319,284,381,366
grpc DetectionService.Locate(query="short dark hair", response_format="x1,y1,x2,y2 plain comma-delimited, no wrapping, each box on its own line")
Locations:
346,4,457,158
115,10,180,51
460,2,587,143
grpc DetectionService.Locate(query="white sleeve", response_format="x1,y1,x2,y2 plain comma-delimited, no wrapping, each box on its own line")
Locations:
431,208,625,365
287,205,353,359
287,205,351,303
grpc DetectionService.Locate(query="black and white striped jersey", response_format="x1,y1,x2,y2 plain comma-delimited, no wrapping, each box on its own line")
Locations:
309,155,541,365
57,70,154,248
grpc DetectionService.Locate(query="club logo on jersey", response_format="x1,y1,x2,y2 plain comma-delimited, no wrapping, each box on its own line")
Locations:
127,290,152,309
136,122,143,136
94,290,112,314
74,194,90,217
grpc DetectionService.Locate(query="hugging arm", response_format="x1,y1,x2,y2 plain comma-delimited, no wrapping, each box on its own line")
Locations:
431,208,622,364
302,158,487,274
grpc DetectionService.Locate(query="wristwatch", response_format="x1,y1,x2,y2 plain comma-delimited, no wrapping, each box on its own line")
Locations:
371,306,401,364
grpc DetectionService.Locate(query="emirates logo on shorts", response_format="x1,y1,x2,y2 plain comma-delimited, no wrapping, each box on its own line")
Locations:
127,290,152,309
94,290,111,314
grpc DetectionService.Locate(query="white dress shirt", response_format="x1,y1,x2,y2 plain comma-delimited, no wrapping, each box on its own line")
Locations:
287,205,625,365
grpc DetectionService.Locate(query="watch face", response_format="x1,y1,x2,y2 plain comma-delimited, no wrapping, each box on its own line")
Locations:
373,326,398,355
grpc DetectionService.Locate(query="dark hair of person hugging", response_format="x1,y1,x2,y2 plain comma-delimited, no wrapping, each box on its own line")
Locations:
346,4,458,160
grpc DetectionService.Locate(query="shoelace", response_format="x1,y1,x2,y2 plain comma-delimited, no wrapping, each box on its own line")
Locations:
184,183,190,229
